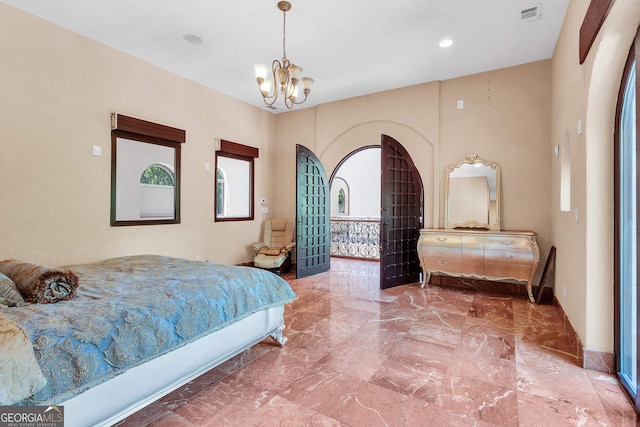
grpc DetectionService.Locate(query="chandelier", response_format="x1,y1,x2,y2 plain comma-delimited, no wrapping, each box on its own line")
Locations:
254,1,314,109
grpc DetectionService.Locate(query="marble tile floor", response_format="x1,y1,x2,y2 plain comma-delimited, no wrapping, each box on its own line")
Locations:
117,258,637,426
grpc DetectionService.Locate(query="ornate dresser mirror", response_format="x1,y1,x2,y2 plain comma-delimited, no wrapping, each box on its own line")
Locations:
445,153,500,230
419,152,540,303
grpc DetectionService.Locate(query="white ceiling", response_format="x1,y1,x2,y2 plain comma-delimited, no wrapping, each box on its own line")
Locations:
2,0,569,113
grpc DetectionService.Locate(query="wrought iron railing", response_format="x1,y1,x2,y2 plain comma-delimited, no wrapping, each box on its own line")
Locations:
330,217,380,259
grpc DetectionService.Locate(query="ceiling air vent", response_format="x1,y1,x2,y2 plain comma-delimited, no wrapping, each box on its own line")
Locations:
520,4,541,23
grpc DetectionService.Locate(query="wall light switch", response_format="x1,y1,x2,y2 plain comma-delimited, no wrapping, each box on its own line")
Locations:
457,100,464,109
261,207,269,214
92,145,102,156
204,162,210,171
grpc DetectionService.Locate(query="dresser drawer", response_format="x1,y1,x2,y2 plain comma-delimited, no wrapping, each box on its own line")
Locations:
484,262,532,281
418,228,539,302
425,257,462,274
484,236,532,252
484,250,533,280
423,245,461,260
423,234,462,249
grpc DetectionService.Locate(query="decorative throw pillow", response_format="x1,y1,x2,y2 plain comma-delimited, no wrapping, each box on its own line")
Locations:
0,273,25,307
258,247,283,256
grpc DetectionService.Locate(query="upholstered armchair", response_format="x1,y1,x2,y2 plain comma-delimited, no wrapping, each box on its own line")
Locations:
252,218,296,275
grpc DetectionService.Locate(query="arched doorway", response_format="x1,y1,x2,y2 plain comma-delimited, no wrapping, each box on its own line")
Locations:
329,146,381,260
328,136,424,289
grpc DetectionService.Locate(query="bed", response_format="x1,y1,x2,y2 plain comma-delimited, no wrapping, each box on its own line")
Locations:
0,254,297,427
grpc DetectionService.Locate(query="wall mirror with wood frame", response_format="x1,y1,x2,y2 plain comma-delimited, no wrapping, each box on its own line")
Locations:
110,113,184,226
215,139,259,222
445,153,501,230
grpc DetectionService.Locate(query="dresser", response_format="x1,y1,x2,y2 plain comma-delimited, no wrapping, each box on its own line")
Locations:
417,228,540,302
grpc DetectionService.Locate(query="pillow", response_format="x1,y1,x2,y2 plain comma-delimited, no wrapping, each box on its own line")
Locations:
258,247,284,256
0,273,25,307
0,315,47,404
0,260,78,304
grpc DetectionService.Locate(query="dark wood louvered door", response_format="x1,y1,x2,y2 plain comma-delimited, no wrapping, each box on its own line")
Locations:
296,144,331,278
380,135,424,289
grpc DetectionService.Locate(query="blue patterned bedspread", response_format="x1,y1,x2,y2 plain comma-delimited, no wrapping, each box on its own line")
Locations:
1,255,297,405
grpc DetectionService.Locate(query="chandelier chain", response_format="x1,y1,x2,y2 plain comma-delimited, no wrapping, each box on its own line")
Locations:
282,9,287,61
254,1,313,109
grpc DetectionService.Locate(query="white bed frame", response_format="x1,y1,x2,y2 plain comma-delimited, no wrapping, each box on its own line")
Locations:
58,305,287,427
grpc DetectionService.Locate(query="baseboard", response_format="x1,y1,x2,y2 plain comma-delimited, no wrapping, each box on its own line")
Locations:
430,276,614,373
428,274,554,303
552,295,614,374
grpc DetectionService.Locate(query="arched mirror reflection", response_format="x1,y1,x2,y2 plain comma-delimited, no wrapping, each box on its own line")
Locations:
215,154,252,220
110,113,184,226
214,139,259,222
445,153,500,230
112,137,180,224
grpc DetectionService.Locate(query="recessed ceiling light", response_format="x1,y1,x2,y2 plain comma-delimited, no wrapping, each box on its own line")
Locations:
439,39,453,48
184,34,203,45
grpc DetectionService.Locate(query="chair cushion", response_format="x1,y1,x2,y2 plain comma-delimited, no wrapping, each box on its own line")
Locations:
258,247,283,256
264,219,293,249
254,253,287,269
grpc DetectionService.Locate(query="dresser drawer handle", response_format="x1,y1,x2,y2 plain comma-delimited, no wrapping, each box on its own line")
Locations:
502,254,514,260
437,261,448,266
501,240,514,246
436,237,447,242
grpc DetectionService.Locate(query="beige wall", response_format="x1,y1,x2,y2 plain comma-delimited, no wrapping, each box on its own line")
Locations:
551,0,640,353
274,61,553,286
272,84,440,228
7,2,614,355
440,61,552,247
0,3,276,266
0,3,553,280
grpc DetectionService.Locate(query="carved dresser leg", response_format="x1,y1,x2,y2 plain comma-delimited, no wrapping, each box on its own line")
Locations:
527,281,535,303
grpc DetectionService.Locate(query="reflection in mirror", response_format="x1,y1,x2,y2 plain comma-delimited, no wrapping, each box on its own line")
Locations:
445,153,500,230
214,139,258,222
215,155,252,219
110,113,184,226
112,137,180,225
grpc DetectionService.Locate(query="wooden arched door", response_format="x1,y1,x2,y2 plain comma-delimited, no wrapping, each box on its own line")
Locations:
380,135,424,289
296,144,331,278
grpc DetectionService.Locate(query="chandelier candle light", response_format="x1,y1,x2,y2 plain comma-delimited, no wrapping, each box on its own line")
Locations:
254,1,314,109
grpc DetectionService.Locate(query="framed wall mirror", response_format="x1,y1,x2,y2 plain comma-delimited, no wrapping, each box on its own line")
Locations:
445,153,500,230
110,113,184,226
214,139,259,222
